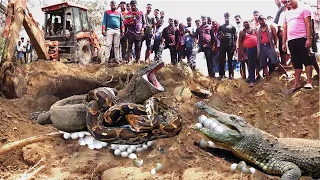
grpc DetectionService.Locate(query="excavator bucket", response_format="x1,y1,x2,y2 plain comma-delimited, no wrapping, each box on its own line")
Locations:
0,0,27,98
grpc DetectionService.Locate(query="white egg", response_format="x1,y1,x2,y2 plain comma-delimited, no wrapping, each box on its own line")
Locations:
83,131,91,136
208,141,215,148
203,119,213,128
101,142,108,148
142,144,148,150
151,168,157,175
129,145,137,152
93,141,103,149
136,147,144,153
147,141,154,147
214,126,224,134
249,167,256,174
84,136,94,145
133,159,143,167
77,132,85,138
194,123,203,129
128,153,137,160
121,151,129,158
237,161,247,171
88,144,95,150
119,145,128,151
111,144,119,150
78,138,86,146
71,132,79,140
241,166,250,174
63,133,71,139
126,148,133,154
114,149,121,156
199,139,208,148
198,115,208,123
155,163,163,171
209,121,218,130
230,163,238,172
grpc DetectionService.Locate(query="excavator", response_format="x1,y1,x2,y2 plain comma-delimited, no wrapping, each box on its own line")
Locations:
0,0,104,99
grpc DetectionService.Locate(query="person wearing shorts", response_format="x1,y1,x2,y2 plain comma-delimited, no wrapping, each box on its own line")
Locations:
257,15,288,81
282,0,313,92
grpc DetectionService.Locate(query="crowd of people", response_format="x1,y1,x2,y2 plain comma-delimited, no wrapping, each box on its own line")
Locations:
102,0,319,91
15,37,34,64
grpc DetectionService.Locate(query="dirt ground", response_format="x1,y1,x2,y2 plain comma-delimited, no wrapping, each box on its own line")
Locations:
0,60,319,180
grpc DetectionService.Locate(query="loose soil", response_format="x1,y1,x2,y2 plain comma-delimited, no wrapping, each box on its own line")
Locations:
0,60,319,180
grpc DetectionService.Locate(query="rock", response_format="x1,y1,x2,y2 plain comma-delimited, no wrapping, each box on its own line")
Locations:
173,86,192,102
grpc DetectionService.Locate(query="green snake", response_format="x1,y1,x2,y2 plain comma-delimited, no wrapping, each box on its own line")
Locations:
86,87,183,144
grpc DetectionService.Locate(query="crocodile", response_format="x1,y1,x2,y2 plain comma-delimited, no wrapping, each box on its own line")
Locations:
36,61,165,132
193,101,320,180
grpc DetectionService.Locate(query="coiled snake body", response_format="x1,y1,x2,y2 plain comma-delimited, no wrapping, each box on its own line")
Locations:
86,87,183,144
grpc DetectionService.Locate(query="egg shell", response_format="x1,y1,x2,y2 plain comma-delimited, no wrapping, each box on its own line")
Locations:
128,153,137,160
119,145,128,151
111,144,119,150
237,161,247,170
194,123,203,129
101,142,108,148
241,166,250,174
78,138,86,146
93,141,103,149
129,145,137,152
147,141,154,147
142,144,148,150
133,159,143,167
136,147,144,153
214,126,224,134
121,151,129,158
155,163,163,171
77,132,85,138
209,121,218,130
199,139,208,148
114,149,121,156
84,136,94,145
88,144,95,150
208,141,215,148
230,163,238,172
249,167,256,174
151,168,156,175
63,133,71,139
203,119,213,128
198,115,208,123
127,148,133,154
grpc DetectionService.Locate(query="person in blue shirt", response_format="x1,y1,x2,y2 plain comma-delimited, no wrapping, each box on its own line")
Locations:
184,17,196,69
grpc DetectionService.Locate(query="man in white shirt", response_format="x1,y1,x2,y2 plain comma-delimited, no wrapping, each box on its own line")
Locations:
20,37,27,63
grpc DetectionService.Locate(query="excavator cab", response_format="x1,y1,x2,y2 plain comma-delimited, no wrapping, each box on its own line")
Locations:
42,2,100,64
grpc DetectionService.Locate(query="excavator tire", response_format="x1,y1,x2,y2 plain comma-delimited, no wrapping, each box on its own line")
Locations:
75,39,92,65
49,94,88,132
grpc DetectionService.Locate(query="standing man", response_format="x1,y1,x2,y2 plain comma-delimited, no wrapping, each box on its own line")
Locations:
194,15,216,78
119,1,129,61
207,17,212,26
252,10,261,30
124,0,146,64
26,40,33,63
184,17,196,69
282,0,313,91
234,15,247,79
160,18,179,65
238,20,258,87
217,12,237,80
142,3,156,63
101,1,124,64
21,37,27,64
154,9,160,25
152,19,164,61
257,15,288,82
195,19,201,28
274,0,285,25
211,20,220,74
15,41,23,64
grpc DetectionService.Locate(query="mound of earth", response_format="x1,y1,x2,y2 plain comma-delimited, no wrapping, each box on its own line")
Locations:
0,61,318,180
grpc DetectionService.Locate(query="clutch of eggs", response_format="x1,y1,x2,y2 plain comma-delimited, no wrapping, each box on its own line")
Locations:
196,115,224,134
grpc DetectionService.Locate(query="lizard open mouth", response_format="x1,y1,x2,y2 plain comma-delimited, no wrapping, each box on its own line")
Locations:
143,62,164,91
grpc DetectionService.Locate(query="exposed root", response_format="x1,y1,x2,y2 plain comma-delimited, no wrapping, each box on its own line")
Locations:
0,132,62,156
100,75,114,86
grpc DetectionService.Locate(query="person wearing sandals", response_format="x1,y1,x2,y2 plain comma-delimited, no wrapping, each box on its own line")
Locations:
282,0,313,92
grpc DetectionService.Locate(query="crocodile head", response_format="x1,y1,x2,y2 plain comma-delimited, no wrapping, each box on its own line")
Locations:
117,60,165,104
192,101,248,149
